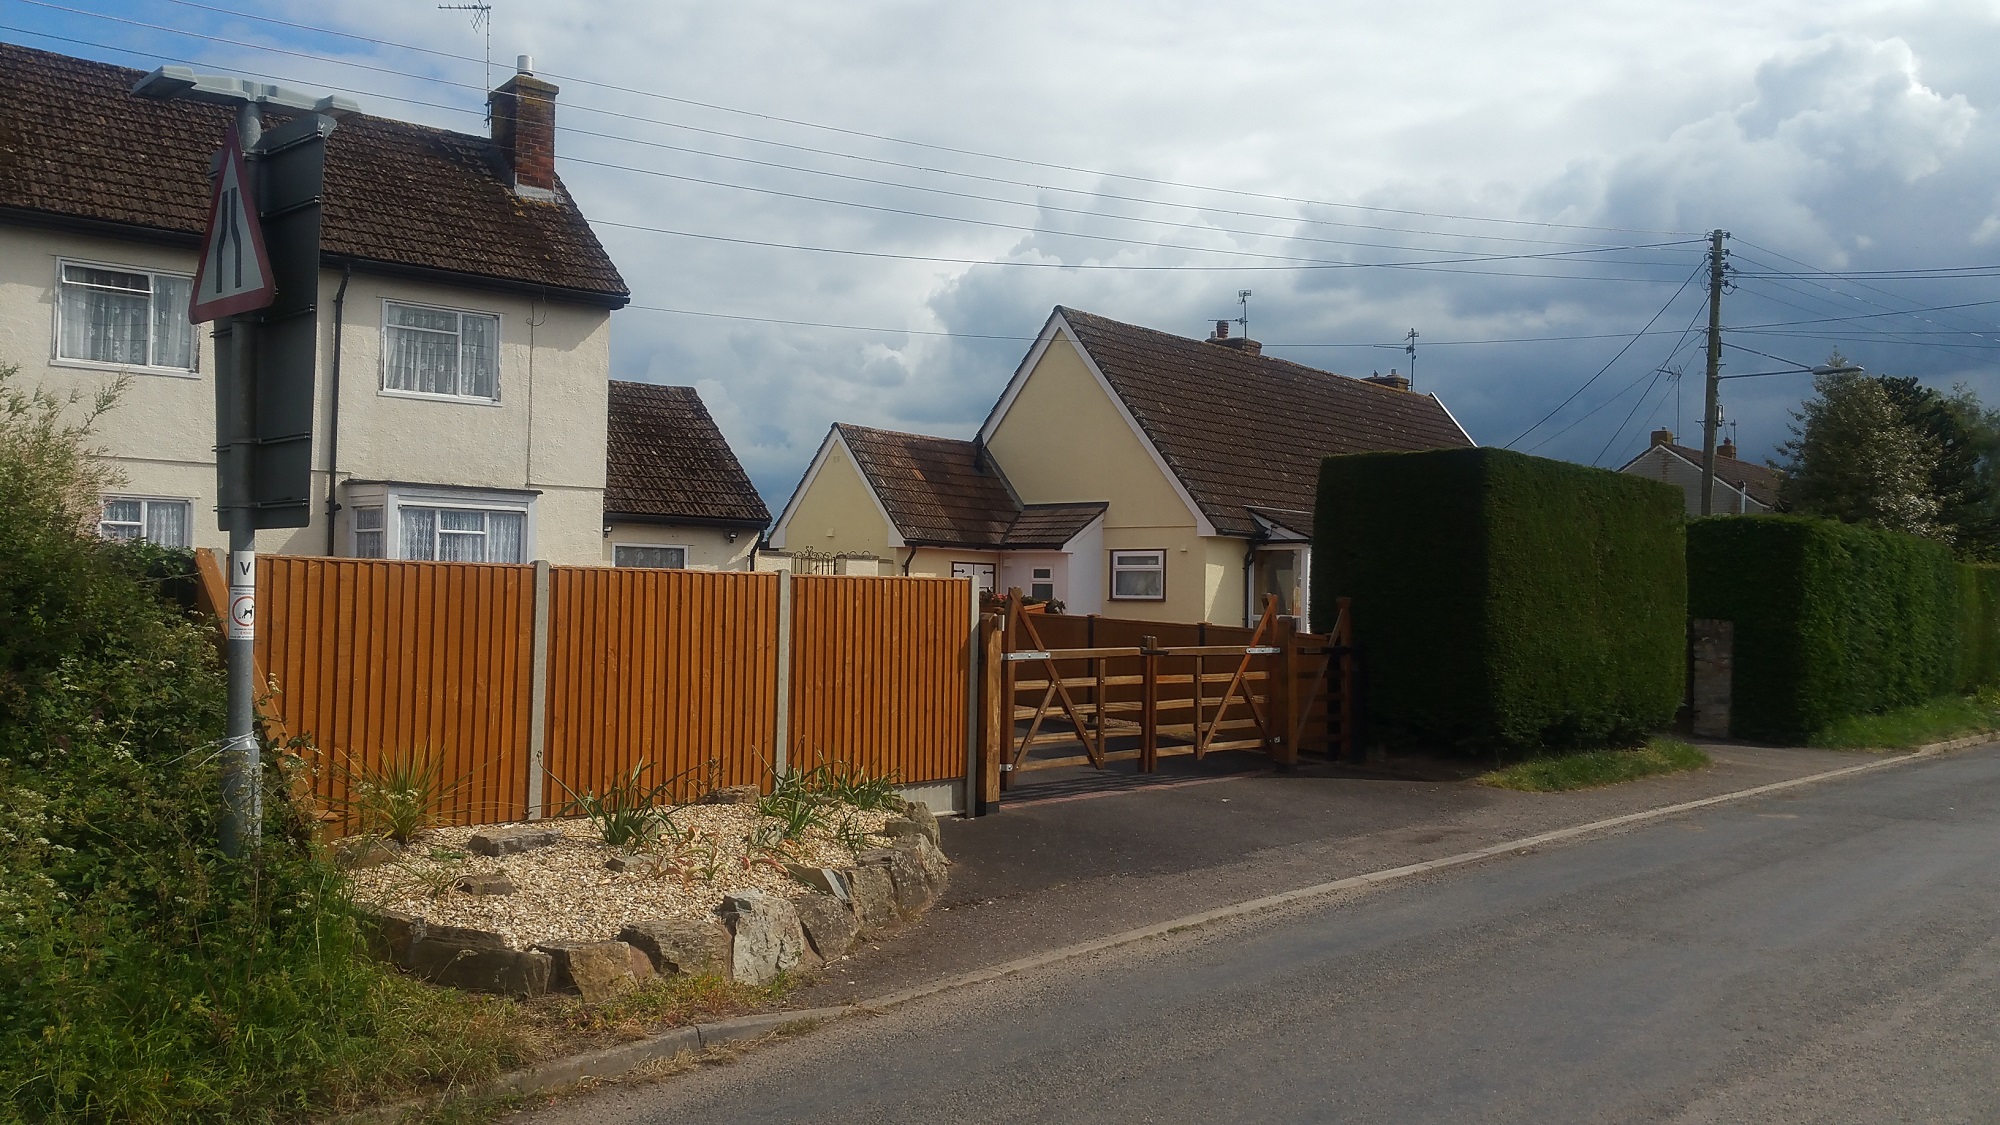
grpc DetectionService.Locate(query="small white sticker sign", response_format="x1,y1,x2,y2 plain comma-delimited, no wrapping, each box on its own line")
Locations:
228,591,256,639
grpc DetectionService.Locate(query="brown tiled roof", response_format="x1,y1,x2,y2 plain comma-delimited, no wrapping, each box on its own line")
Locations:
1004,503,1107,548
836,424,1017,548
0,42,627,304
605,382,768,526
1054,307,1474,536
1667,443,1785,507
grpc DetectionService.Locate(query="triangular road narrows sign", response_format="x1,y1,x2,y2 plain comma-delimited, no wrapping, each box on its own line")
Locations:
189,127,275,323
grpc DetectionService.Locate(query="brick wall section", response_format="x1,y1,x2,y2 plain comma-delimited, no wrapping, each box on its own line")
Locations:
1690,618,1733,739
489,73,561,196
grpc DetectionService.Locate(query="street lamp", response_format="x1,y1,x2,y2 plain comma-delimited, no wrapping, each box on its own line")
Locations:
1702,362,1864,517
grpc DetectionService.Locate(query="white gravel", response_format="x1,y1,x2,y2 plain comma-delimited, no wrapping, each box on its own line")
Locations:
347,803,895,950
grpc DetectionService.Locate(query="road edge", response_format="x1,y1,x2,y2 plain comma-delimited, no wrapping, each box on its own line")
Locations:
338,734,1990,1121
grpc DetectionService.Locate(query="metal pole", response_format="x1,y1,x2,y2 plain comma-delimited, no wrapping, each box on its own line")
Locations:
1699,228,1727,517
220,101,262,857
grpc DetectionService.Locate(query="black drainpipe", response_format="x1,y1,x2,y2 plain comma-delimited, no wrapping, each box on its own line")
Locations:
323,263,352,555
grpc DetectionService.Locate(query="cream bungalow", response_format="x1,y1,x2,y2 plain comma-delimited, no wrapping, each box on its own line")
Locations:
0,43,629,564
602,381,768,569
771,306,1474,625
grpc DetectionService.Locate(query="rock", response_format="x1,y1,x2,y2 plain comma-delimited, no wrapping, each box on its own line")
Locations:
537,940,642,1004
605,856,634,873
618,917,732,977
406,941,551,996
467,825,563,857
844,855,902,939
334,836,402,869
895,832,951,887
355,905,423,965
626,942,657,980
454,872,517,896
784,863,851,903
699,784,760,806
860,838,946,917
718,890,817,984
422,921,509,949
895,800,942,847
790,892,859,960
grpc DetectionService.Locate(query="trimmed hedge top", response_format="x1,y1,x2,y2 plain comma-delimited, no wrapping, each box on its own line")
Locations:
1313,447,1686,751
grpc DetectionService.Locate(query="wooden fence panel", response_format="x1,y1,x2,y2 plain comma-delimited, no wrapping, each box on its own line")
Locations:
256,557,537,826
790,575,971,785
543,567,782,807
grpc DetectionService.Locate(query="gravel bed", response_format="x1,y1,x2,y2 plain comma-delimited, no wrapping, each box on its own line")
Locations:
347,804,895,950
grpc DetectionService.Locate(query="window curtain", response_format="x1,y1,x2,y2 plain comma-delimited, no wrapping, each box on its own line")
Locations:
145,501,190,548
151,275,194,370
486,511,525,563
399,506,438,560
61,268,149,365
436,509,487,562
385,306,460,395
100,498,142,539
461,314,498,399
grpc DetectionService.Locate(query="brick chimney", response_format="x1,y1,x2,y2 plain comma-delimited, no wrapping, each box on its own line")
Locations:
1205,319,1262,356
489,55,559,201
1363,369,1410,392
1650,428,1674,447
1717,438,1738,460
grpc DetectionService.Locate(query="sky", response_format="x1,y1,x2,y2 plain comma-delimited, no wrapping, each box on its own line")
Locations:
9,0,2000,506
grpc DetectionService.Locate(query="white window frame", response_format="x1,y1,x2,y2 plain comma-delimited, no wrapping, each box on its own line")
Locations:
98,495,195,547
1109,549,1167,602
52,258,200,377
378,298,504,405
613,543,689,569
344,483,536,562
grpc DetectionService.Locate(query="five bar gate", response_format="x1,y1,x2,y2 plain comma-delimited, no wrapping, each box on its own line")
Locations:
973,591,1357,811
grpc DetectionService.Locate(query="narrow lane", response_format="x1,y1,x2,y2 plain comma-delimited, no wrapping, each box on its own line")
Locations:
526,748,2000,1125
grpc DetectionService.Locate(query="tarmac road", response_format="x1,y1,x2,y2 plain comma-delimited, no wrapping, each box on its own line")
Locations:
520,745,2000,1125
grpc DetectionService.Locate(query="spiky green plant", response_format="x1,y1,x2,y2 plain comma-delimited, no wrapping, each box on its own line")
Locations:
331,747,470,844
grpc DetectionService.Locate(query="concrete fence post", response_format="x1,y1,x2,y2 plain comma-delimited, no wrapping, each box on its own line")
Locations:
962,576,980,817
773,568,793,783
526,559,552,820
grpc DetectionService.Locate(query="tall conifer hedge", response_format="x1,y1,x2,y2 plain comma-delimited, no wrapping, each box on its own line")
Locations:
1312,447,1686,751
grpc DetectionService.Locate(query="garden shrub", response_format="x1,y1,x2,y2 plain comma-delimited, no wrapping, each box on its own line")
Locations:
1687,515,1960,743
1312,447,1686,752
0,368,517,1123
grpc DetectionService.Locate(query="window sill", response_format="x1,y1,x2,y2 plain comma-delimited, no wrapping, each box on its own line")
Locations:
49,357,199,379
377,388,505,408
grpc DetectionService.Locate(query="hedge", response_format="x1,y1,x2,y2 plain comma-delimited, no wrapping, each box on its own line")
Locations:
1957,563,2000,692
1312,447,1686,752
1686,516,1960,742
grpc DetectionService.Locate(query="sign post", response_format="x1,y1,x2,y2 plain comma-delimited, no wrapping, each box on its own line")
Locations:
136,67,348,856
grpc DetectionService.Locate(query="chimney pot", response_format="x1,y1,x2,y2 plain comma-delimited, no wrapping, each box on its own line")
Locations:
1213,320,1230,339
517,54,534,75
489,67,561,201
1650,428,1674,447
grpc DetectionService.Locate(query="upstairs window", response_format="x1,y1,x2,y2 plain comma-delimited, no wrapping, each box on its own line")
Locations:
57,263,196,372
382,301,500,401
615,545,687,569
99,496,192,547
1110,550,1165,600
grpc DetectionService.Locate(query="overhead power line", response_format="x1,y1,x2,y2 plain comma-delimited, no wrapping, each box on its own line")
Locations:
61,0,1703,238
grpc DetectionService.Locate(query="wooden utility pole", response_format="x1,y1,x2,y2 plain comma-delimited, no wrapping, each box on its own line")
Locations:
1699,229,1728,516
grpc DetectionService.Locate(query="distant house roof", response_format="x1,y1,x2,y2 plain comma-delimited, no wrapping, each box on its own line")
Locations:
1049,307,1474,537
0,42,628,306
605,382,768,527
1619,440,1785,508
835,424,1018,548
1003,502,1109,549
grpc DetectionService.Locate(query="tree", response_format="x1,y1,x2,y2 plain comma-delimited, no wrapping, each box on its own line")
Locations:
1776,365,1941,538
1877,375,2000,559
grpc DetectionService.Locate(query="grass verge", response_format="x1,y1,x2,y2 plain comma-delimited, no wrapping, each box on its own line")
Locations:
1477,738,1710,792
1808,692,2000,751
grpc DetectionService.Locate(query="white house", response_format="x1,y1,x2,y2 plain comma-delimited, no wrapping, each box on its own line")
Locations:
1618,428,1783,516
0,43,632,565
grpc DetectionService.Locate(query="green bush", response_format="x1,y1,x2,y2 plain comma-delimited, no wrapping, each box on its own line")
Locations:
1312,447,1686,752
1687,515,1960,742
0,368,523,1123
1957,563,2000,691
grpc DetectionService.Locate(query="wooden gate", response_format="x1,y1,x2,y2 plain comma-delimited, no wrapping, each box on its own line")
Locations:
973,592,1357,810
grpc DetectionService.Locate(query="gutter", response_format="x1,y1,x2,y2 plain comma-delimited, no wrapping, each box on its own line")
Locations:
323,263,352,555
